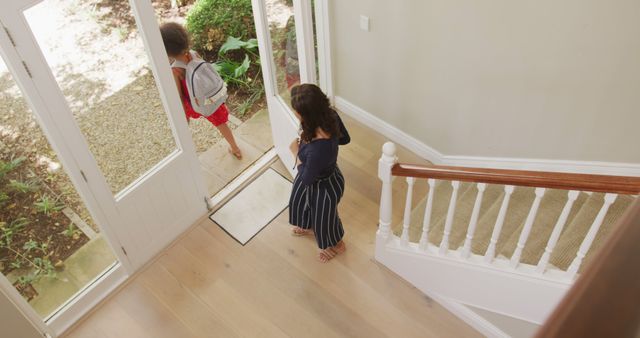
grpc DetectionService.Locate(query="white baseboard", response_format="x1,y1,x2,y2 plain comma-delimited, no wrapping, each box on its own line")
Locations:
335,96,640,176
335,96,443,163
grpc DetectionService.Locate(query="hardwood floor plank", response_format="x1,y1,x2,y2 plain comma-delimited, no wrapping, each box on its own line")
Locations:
200,221,387,338
254,213,477,338
157,243,290,338
113,280,198,338
179,227,344,338
137,262,240,338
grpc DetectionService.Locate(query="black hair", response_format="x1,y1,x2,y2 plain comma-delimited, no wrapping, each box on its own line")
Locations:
291,84,339,143
159,22,190,57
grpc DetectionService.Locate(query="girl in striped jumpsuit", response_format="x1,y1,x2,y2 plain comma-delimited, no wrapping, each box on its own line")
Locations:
288,84,350,262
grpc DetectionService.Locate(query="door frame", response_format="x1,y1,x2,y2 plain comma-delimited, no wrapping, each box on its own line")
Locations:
314,0,334,101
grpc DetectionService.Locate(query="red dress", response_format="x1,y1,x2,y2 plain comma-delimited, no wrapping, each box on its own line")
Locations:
176,69,229,127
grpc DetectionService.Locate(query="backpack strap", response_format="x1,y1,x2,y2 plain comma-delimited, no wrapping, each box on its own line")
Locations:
171,51,199,69
171,59,188,69
189,61,208,98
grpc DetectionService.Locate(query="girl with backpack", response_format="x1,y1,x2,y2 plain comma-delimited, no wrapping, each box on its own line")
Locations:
160,22,242,159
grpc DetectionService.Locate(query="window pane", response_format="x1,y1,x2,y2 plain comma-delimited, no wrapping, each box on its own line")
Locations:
0,55,116,318
24,0,178,195
266,0,301,105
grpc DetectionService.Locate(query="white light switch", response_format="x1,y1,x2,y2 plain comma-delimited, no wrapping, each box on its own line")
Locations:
360,15,370,32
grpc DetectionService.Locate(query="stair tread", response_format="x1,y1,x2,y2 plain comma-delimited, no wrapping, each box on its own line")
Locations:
492,186,536,256
549,193,635,271
498,189,587,263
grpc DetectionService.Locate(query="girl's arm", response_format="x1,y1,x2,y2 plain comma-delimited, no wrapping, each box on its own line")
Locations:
289,138,299,157
290,138,303,167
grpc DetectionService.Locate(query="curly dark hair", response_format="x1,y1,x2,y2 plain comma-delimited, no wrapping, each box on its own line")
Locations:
160,22,190,57
291,84,339,143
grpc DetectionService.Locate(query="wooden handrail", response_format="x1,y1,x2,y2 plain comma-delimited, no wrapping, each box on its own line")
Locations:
535,199,640,338
392,163,640,195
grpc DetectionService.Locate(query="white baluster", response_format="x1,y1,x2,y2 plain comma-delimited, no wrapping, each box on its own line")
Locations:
401,177,416,247
484,185,515,263
377,142,397,241
439,181,460,255
536,190,579,274
567,193,618,277
461,183,487,259
510,188,546,268
419,179,436,251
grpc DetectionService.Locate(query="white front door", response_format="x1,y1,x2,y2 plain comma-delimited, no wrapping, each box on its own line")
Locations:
0,2,206,332
252,0,318,173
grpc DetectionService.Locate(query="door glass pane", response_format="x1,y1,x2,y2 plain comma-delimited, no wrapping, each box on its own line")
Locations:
266,0,301,105
23,0,178,195
0,56,116,318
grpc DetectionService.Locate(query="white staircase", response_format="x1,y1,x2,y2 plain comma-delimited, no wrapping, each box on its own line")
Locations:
374,142,638,336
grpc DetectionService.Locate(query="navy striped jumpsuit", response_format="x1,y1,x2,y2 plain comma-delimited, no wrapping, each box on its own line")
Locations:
289,114,350,249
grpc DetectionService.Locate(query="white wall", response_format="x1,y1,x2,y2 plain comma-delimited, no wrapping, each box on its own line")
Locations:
0,290,42,338
330,1,640,163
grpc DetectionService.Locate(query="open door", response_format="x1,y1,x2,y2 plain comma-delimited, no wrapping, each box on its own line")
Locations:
252,0,318,173
0,1,206,334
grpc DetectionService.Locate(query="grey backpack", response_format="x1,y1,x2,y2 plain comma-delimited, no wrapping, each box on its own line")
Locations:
172,51,227,117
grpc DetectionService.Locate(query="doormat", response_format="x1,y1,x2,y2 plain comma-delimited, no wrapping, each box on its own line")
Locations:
210,168,292,245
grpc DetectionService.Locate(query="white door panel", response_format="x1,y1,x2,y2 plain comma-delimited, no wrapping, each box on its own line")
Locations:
252,0,317,175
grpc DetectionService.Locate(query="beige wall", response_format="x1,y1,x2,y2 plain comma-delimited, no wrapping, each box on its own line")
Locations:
0,290,41,338
330,1,640,163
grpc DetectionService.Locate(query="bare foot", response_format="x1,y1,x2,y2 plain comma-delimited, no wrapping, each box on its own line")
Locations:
291,226,313,236
228,147,242,160
317,241,346,263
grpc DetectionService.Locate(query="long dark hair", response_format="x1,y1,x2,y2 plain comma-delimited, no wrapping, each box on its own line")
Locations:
291,84,339,143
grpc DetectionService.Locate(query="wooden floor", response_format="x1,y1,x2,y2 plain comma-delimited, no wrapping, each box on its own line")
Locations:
64,115,480,338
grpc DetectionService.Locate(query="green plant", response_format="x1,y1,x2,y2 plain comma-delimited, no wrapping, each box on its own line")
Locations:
0,192,8,207
186,0,255,58
8,179,39,194
61,223,80,238
0,157,25,180
0,218,29,247
15,256,56,288
34,194,64,215
214,37,261,86
236,86,264,117
213,36,264,117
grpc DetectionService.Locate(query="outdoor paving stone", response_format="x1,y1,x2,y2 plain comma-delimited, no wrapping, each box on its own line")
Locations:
200,165,228,196
63,236,116,287
30,270,81,317
29,236,116,317
234,109,273,153
199,137,263,182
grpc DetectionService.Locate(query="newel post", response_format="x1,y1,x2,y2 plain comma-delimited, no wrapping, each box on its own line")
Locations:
377,142,397,242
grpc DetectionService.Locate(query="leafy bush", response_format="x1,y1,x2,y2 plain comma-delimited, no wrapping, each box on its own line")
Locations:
214,36,264,117
186,0,255,60
214,37,259,87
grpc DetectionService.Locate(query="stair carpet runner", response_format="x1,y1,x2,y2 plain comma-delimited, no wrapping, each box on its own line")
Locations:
393,181,635,271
